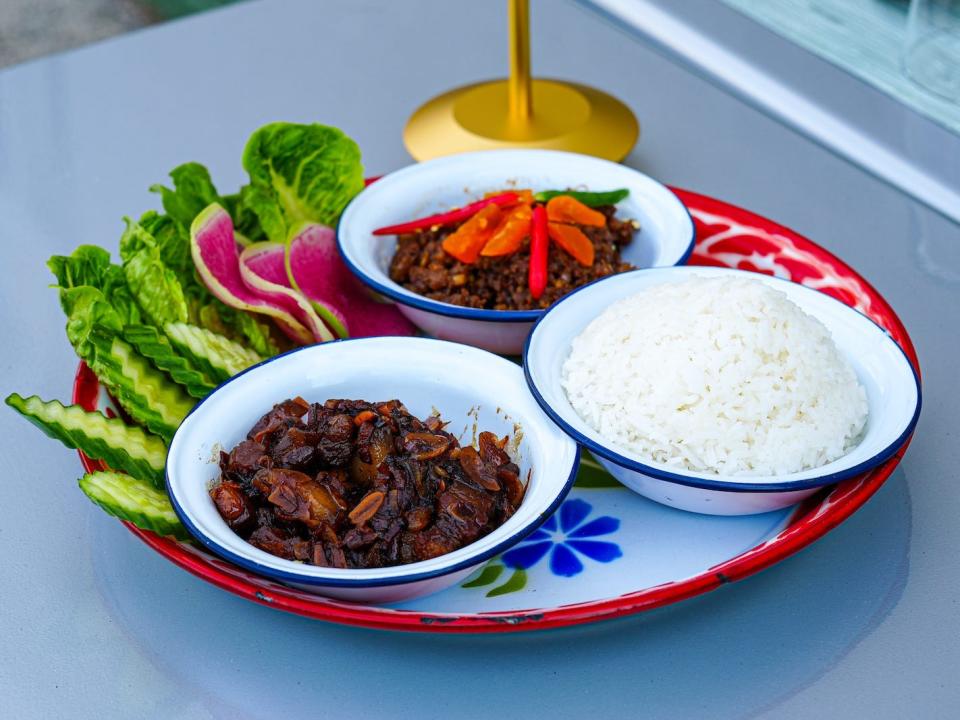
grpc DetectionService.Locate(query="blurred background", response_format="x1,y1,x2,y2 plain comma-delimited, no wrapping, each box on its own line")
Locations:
0,0,242,67
1,0,956,132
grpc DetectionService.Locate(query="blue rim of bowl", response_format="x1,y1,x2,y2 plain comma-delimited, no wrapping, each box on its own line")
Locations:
165,336,581,588
335,182,696,323
521,267,923,493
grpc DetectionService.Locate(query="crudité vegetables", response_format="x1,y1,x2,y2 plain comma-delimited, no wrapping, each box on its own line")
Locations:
6,122,403,540
377,187,630,295
6,394,167,487
286,224,416,338
80,471,190,540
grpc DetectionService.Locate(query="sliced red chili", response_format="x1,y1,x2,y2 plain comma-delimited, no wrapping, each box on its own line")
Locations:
529,205,548,299
372,192,522,236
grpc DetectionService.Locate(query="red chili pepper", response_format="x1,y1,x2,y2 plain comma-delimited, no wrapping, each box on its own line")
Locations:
372,192,522,236
529,205,548,300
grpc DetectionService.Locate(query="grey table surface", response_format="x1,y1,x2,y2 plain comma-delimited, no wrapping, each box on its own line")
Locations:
1,1,957,718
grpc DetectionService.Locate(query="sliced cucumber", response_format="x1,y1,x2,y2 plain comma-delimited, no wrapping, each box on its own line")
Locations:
5,393,167,487
89,327,195,442
123,324,217,399
78,471,188,539
163,322,262,383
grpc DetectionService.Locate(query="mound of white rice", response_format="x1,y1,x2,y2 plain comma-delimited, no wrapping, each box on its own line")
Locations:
561,276,868,476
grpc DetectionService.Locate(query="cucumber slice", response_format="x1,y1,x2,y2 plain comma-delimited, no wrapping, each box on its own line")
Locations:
5,393,167,487
163,322,262,383
122,324,217,399
89,327,195,442
78,471,188,539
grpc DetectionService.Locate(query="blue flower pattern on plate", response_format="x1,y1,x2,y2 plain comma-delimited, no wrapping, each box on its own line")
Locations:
501,499,622,577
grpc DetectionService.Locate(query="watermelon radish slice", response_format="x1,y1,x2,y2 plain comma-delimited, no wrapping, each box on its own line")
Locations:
190,204,314,345
240,242,347,340
286,223,416,338
238,243,336,342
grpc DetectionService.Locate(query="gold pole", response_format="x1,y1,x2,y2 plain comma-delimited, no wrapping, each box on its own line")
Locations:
508,0,532,126
403,0,639,161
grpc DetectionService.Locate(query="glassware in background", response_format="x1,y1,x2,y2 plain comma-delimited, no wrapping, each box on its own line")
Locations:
903,0,960,101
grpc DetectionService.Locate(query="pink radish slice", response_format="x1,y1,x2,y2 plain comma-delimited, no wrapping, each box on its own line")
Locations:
240,242,345,340
239,243,334,343
286,223,416,338
190,204,313,345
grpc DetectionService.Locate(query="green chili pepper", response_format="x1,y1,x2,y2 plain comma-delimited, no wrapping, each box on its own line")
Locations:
532,188,630,206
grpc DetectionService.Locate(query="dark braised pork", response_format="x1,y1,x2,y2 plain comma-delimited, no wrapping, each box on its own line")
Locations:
211,398,525,569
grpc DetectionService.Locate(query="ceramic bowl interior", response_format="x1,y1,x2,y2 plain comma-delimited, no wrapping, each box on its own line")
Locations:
337,149,695,321
166,337,580,587
524,266,921,492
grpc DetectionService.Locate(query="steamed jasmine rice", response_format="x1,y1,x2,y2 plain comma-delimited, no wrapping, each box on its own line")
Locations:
561,276,868,476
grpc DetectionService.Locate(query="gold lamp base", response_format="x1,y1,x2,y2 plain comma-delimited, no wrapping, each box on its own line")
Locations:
404,78,639,162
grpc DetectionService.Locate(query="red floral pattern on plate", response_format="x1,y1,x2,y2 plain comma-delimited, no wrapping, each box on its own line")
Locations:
72,187,919,632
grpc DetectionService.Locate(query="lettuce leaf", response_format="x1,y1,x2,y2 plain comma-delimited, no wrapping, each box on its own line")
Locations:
150,162,222,229
119,218,189,327
231,184,288,244
48,245,111,288
48,246,142,325
240,123,364,242
138,210,192,278
58,286,123,362
221,191,263,243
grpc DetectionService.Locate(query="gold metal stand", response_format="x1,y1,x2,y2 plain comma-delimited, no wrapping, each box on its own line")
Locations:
404,0,639,162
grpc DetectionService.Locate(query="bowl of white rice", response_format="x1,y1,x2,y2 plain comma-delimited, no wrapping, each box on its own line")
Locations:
523,267,920,515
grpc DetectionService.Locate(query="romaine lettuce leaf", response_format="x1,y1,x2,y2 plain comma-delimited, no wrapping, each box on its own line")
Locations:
58,286,123,362
48,246,142,325
149,162,222,229
138,210,192,278
119,218,189,327
240,123,364,241
232,183,288,244
48,245,111,288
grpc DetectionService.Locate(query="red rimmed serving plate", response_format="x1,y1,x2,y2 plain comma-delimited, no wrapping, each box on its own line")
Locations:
73,187,919,633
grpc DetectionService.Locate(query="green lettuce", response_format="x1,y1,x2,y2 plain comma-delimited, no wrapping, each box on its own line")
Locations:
231,184,287,244
48,246,142,325
48,245,111,288
58,286,123,362
119,218,189,327
239,122,364,242
150,162,223,229
138,210,192,278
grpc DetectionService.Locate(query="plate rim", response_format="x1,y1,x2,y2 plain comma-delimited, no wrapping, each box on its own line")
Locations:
71,185,919,633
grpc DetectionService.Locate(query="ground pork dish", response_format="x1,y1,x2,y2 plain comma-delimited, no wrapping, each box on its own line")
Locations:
376,188,639,311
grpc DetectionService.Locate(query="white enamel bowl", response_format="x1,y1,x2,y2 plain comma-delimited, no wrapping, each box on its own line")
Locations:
337,150,694,355
524,266,921,516
166,337,580,603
